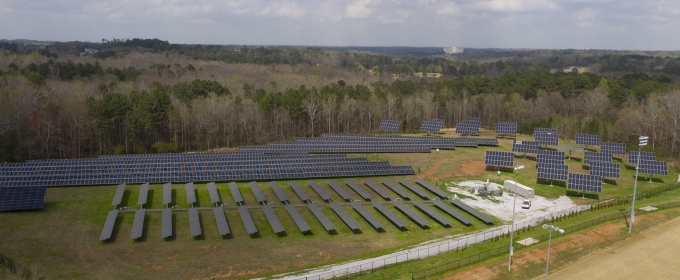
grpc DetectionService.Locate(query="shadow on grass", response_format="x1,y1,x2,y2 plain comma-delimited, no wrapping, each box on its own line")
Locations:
120,189,132,207
603,178,618,186
566,190,599,200
134,213,152,242
536,179,567,188
485,166,515,173
146,189,155,209
166,213,177,241
625,165,636,171
171,188,177,207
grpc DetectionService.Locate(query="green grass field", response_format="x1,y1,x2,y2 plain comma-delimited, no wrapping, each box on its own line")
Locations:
0,129,677,279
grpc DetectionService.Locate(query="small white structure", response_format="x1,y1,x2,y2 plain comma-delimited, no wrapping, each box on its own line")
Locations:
443,47,464,54
503,180,534,198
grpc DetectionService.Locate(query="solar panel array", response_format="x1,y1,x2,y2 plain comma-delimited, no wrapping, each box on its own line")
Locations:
229,182,244,204
213,207,231,236
392,201,430,228
536,150,565,164
161,209,172,238
329,203,361,231
420,121,441,133
432,119,445,130
450,199,494,224
537,163,569,181
262,205,285,234
307,204,336,232
131,209,145,239
99,210,118,241
371,202,407,228
431,200,472,225
411,201,452,226
512,141,540,154
137,183,149,206
112,183,125,206
414,179,449,199
533,128,559,146
0,186,46,211
309,180,332,201
364,179,391,200
345,180,371,200
238,206,258,235
381,179,411,199
327,180,352,201
249,181,267,204
589,161,620,178
162,183,172,205
188,208,202,237
576,134,600,146
269,181,289,202
351,202,384,229
484,151,514,167
455,119,481,135
285,204,311,233
207,182,220,204
290,181,311,202
495,122,517,135
568,173,602,192
378,120,401,132
398,178,430,199
638,160,668,175
584,152,612,165
628,151,656,163
601,142,626,155
0,151,413,187
185,182,196,205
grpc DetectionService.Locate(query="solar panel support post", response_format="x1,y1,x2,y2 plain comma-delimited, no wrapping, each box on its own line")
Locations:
629,136,647,233
508,165,524,272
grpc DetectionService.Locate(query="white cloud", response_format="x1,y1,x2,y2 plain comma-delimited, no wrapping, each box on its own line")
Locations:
437,2,459,15
473,0,559,13
574,8,595,27
345,0,374,19
378,10,409,23
260,1,306,18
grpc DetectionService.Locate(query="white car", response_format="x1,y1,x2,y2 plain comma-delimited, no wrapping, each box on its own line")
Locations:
521,200,531,209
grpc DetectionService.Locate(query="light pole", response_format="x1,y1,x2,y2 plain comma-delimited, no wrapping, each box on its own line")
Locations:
508,165,524,271
542,224,564,279
629,136,648,233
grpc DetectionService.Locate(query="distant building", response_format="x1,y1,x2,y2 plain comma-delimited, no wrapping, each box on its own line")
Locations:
443,47,464,54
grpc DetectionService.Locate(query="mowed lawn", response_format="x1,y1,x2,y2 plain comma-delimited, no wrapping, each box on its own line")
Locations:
0,130,676,279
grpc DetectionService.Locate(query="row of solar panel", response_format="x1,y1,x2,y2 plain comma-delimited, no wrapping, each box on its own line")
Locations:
495,122,517,135
420,119,445,133
0,158,378,174
0,166,415,187
484,151,514,167
0,186,47,211
455,120,480,135
316,133,494,146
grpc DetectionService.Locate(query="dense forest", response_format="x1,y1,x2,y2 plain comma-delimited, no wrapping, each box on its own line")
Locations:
0,39,679,165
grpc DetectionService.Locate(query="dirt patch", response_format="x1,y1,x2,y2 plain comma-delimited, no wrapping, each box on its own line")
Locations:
459,161,486,176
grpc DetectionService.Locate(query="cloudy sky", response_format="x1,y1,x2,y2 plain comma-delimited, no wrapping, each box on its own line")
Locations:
1,0,679,50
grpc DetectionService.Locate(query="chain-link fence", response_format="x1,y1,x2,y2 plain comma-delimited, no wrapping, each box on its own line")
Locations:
291,183,679,280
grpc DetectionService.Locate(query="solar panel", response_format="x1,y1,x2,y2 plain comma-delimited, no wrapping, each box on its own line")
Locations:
213,207,231,236
455,121,479,135
137,183,149,206
269,181,289,202
345,180,372,200
371,202,407,228
185,182,196,205
162,183,172,205
290,181,311,202
420,121,441,133
229,182,244,204
601,142,626,155
203,182,219,204
495,122,517,135
432,119,445,129
450,199,494,224
411,201,452,226
131,209,145,239
161,208,172,238
469,117,481,124
512,141,539,154
414,179,449,199
537,150,565,162
453,137,478,147
363,180,391,200
380,179,411,199
99,210,118,241
398,178,430,199
238,206,258,235
351,202,384,229
584,151,612,165
285,204,311,233
249,182,267,204
535,132,559,146
188,208,202,237
638,160,668,175
112,183,125,206
589,161,620,178
392,201,429,228
537,163,569,181
0,186,46,211
576,134,600,146
262,205,285,234
431,200,472,225
309,181,332,201
485,151,514,167
307,204,336,232
327,180,352,201
477,138,499,146
628,151,656,163
533,128,557,135
567,173,602,192
329,203,360,231
379,120,401,132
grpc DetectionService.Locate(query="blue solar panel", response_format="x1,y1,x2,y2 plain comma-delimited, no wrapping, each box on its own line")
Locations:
485,151,514,167
537,163,568,181
576,134,600,146
589,161,620,178
379,120,401,132
495,122,517,135
601,142,626,155
0,186,46,211
584,151,611,165
568,173,602,192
